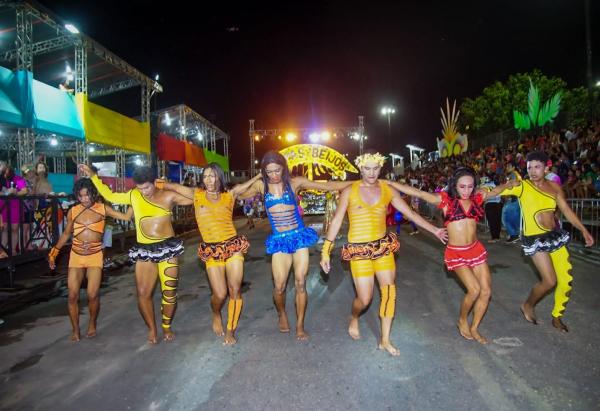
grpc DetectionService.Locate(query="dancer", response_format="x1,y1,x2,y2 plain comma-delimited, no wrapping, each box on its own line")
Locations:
80,164,191,344
48,178,133,341
320,152,447,355
159,164,261,345
241,150,352,340
500,151,594,332
388,167,516,343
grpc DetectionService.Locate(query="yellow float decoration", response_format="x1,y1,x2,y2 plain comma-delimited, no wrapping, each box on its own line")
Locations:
436,98,468,158
279,144,358,180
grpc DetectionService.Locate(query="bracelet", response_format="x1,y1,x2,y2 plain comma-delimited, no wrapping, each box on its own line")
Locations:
48,246,60,259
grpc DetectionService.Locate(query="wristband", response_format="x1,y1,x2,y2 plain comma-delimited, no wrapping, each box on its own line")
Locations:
321,239,334,258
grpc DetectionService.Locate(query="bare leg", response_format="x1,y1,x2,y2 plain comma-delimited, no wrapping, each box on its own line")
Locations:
453,266,481,341
67,267,85,342
85,267,103,338
272,252,293,333
350,276,374,340
470,263,492,344
375,270,400,356
522,252,557,325
135,261,159,344
206,264,227,336
224,255,244,345
292,248,310,341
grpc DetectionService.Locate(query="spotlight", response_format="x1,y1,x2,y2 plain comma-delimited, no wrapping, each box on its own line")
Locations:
285,132,297,142
50,138,58,146
65,24,79,34
309,132,319,143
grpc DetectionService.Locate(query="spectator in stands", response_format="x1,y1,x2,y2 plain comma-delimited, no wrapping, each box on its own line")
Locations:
480,175,502,243
34,161,53,198
1,165,28,254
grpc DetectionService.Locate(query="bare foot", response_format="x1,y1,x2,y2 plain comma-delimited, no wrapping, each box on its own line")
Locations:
520,303,537,325
457,321,473,340
470,327,489,344
212,313,224,336
378,340,400,356
296,327,309,341
85,326,97,339
278,313,290,333
163,329,176,342
148,331,158,345
70,332,81,342
552,316,569,333
223,330,237,346
348,317,361,340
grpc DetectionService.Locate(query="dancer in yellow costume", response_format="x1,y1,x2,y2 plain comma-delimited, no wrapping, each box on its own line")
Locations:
500,151,594,332
321,151,448,356
48,178,132,341
160,163,261,345
80,164,192,344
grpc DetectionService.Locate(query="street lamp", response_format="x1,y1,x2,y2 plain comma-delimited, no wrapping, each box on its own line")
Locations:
380,106,396,136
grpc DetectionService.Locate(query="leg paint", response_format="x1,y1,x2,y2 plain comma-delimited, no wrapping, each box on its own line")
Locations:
226,298,243,331
379,285,396,318
158,259,179,329
549,246,573,318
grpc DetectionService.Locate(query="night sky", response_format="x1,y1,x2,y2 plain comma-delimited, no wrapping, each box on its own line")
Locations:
40,0,600,169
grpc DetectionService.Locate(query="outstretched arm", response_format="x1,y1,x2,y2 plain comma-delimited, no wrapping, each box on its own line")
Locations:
320,187,351,273
237,179,264,200
479,180,520,201
293,176,353,193
79,164,132,205
230,173,263,199
105,205,134,222
390,189,448,244
386,180,440,206
556,186,594,247
159,181,195,200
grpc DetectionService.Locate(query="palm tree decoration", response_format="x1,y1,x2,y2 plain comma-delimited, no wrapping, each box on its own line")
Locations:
437,98,468,157
513,79,561,130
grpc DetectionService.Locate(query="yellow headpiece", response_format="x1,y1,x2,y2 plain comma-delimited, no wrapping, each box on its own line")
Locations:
354,152,386,168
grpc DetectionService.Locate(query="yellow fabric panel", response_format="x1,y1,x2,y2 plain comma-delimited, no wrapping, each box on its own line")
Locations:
76,93,150,153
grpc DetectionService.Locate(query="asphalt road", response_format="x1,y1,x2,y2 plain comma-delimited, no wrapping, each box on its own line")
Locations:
1,218,599,411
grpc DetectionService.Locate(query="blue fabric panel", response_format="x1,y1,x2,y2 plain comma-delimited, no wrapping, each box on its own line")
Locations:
0,66,27,126
31,79,84,139
48,173,75,195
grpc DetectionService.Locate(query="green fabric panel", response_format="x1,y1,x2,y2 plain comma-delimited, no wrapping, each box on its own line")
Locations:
203,148,229,171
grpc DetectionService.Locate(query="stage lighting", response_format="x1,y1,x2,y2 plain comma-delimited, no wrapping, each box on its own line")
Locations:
50,138,58,146
286,132,297,142
321,131,331,141
65,24,79,34
309,132,319,142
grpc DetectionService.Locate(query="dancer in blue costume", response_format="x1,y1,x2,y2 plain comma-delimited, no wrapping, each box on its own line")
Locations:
242,150,352,340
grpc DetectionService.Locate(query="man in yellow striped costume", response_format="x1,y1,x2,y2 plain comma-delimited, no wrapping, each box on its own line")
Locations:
160,164,261,345
320,151,447,356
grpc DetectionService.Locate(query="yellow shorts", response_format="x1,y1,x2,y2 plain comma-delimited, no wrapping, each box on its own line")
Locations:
350,253,395,278
69,250,103,269
205,253,244,268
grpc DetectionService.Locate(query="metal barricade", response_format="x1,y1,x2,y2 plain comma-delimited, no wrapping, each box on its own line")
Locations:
0,194,72,287
562,198,600,250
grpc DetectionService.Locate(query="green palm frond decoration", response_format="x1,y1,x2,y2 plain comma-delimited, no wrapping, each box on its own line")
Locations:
513,79,561,130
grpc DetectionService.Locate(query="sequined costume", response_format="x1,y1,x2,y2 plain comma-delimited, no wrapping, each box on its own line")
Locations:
264,184,318,254
438,191,488,271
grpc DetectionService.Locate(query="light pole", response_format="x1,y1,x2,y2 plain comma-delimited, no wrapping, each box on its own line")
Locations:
380,106,396,136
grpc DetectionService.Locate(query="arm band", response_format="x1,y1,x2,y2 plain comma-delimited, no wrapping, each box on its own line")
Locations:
321,239,334,258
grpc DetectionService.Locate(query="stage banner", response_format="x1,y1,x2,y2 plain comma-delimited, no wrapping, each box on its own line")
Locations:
184,142,206,166
279,144,358,179
76,93,150,153
203,149,229,172
157,133,186,162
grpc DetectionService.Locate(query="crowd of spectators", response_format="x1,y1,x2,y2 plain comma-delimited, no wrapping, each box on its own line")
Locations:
403,122,600,198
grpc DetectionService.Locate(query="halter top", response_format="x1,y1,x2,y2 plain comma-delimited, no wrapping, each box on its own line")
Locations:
265,185,304,234
438,191,485,226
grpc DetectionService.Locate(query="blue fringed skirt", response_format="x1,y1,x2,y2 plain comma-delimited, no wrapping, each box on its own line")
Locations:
265,226,319,254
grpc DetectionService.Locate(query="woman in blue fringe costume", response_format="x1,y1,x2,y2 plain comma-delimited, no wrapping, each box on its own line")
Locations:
242,150,352,340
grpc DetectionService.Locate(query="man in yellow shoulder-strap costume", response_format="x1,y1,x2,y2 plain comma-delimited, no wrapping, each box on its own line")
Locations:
80,164,192,344
320,151,448,356
500,151,594,332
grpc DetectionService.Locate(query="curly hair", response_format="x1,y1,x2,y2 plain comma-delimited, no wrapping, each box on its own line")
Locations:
132,166,156,184
73,178,100,204
446,167,479,199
